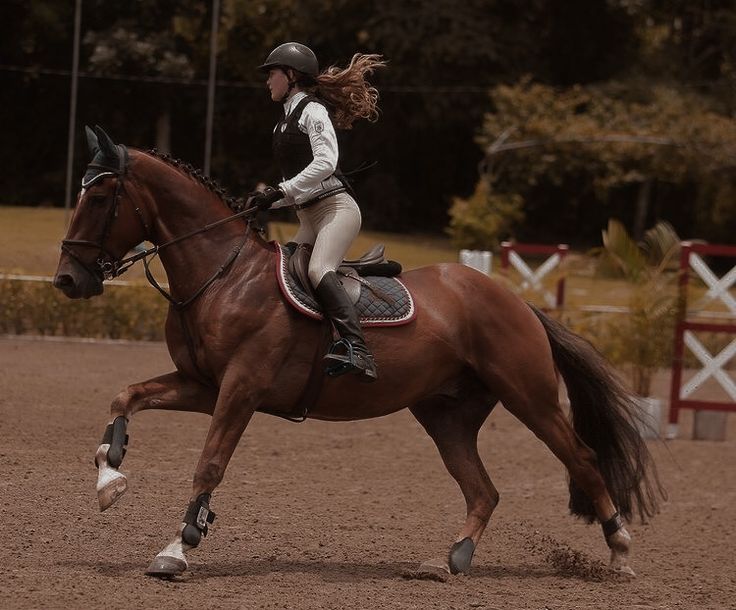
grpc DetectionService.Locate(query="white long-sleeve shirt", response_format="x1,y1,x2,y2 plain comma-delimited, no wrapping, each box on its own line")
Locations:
276,92,345,207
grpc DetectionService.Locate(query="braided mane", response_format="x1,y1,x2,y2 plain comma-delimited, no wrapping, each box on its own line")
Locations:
146,149,246,212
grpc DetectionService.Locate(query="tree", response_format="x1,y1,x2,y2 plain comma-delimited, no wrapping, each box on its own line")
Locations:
446,179,524,250
449,77,736,248
595,219,680,397
0,1,80,203
82,3,207,153
3,0,736,245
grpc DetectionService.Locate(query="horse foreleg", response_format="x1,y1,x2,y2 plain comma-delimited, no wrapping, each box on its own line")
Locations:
96,372,217,511
95,417,130,512
410,396,497,577
146,372,259,578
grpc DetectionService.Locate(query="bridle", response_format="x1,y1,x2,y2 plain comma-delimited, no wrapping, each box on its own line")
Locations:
61,151,138,282
61,151,261,310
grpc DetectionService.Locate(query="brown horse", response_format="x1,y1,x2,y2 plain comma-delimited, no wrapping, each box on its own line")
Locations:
54,126,661,579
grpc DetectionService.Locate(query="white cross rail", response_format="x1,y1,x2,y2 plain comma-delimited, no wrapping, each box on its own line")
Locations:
689,254,736,315
459,250,492,275
680,331,736,401
507,250,562,308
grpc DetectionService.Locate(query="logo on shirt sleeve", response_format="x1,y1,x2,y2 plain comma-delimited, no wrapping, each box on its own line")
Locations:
313,120,324,134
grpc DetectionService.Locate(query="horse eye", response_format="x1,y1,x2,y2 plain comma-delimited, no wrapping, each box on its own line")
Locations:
89,194,107,205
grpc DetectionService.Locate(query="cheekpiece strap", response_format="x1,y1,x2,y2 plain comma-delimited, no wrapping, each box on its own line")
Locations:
601,511,624,537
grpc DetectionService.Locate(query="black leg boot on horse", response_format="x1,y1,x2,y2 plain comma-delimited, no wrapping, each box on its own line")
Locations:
315,271,378,382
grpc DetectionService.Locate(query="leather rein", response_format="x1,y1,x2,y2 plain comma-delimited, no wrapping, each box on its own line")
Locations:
61,159,260,311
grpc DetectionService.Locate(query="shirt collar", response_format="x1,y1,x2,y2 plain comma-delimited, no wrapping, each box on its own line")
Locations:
283,91,307,117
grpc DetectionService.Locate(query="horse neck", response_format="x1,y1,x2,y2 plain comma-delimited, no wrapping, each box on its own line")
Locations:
135,154,262,299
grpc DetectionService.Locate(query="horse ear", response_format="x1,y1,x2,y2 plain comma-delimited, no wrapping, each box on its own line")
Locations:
85,125,100,156
94,125,118,160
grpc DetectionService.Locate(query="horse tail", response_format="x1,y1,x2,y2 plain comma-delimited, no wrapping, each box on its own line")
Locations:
529,304,664,523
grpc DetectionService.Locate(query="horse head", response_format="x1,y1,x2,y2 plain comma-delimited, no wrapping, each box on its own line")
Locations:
54,126,150,299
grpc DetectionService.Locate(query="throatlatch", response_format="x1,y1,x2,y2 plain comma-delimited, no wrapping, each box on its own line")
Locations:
97,416,128,468
182,493,216,547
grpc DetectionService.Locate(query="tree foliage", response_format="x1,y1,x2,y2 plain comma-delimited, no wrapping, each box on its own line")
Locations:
594,219,680,395
2,1,736,242
447,179,524,250
449,78,736,248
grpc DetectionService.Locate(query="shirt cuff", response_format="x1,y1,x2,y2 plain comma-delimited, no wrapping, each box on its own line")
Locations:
278,180,294,201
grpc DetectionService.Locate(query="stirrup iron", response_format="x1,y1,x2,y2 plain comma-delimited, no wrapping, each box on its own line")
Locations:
324,338,357,376
324,338,377,381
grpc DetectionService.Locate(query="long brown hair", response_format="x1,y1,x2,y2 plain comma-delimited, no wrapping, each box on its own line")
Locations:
305,53,386,129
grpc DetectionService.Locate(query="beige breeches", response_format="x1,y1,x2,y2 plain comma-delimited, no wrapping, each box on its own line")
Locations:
291,192,362,287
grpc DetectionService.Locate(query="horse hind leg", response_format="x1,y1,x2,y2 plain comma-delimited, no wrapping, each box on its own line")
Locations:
530,409,634,575
410,392,498,577
496,370,635,575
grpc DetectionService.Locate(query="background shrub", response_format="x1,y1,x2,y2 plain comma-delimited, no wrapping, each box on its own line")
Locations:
0,278,167,340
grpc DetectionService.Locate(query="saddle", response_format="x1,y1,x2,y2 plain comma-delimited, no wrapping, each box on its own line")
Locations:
288,243,400,301
275,243,416,327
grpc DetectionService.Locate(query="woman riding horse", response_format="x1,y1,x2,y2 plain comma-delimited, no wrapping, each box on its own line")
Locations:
54,124,662,579
252,42,386,382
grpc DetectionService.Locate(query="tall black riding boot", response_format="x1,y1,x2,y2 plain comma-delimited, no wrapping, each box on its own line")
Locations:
314,271,378,382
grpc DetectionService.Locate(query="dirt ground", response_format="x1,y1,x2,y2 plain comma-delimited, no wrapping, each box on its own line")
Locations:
1,336,734,610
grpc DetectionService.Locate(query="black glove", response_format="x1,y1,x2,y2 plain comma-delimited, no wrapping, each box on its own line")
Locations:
251,186,283,211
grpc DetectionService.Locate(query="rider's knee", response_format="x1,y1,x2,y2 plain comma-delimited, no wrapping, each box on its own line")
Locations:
308,266,327,289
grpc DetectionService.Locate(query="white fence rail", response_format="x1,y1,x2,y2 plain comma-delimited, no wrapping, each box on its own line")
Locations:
459,250,492,275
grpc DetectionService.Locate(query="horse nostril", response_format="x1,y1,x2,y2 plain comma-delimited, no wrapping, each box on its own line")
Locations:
53,274,74,289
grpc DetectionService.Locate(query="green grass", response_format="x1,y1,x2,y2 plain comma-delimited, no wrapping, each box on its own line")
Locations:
268,221,459,271
0,206,458,278
1,206,72,276
0,205,721,315
5,204,732,378
0,205,682,311
0,206,609,307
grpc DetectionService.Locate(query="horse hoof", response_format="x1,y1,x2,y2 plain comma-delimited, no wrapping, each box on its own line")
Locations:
448,537,475,575
97,470,128,511
145,555,187,578
611,563,636,577
609,540,635,577
406,558,451,582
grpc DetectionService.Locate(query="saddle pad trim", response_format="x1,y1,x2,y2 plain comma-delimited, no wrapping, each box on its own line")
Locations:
275,244,323,320
274,243,416,327
359,280,416,325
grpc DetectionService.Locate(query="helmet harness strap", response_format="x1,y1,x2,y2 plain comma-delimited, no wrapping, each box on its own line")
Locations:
279,67,298,103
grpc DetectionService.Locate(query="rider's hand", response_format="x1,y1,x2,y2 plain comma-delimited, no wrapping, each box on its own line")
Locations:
251,186,283,211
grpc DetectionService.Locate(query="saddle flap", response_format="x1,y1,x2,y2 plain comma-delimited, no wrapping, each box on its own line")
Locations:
288,244,317,301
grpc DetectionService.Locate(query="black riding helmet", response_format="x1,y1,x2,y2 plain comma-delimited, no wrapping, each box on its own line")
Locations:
257,42,319,77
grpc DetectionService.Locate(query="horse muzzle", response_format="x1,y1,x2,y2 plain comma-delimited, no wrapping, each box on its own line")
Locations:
53,257,104,299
